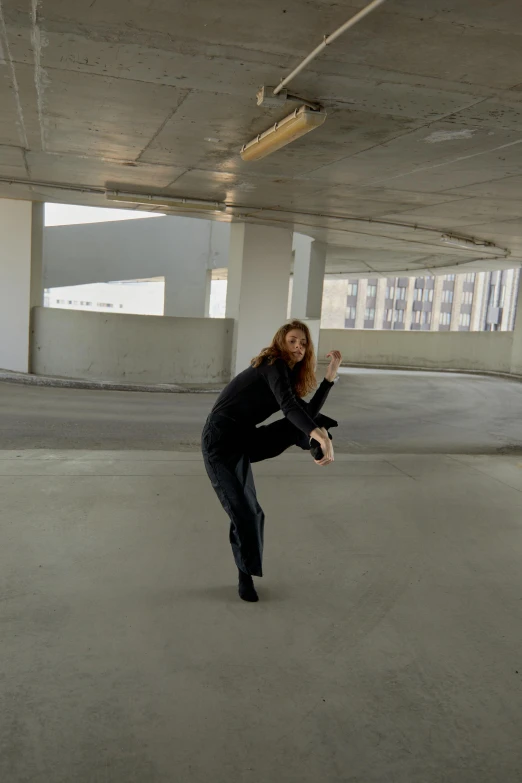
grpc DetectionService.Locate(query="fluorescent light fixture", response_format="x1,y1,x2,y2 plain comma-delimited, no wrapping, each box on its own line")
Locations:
440,234,492,250
106,191,225,212
240,106,327,162
440,233,505,254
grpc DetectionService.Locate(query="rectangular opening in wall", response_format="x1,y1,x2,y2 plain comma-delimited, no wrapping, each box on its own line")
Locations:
210,269,228,318
44,278,165,316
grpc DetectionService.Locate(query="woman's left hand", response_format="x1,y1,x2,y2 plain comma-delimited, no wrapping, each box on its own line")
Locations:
325,350,342,382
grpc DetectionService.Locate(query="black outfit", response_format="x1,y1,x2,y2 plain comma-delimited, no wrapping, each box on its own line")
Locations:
201,358,336,577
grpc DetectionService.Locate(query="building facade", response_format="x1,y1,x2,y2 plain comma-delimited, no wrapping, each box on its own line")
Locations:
322,269,520,332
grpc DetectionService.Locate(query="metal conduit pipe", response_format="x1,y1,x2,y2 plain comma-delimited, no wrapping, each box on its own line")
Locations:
273,0,388,95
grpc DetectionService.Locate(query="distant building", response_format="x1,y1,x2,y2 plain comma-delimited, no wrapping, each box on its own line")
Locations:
320,269,521,332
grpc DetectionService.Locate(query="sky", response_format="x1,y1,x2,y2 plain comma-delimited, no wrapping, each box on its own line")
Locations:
44,203,164,226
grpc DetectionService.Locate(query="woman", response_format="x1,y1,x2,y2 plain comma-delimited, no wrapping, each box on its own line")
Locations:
201,319,342,602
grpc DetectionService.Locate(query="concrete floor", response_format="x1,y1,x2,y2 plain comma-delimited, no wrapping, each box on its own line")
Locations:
2,368,522,454
2,369,522,782
2,449,522,782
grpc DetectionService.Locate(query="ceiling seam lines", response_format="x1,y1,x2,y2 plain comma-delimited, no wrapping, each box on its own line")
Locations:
31,0,47,152
135,90,191,163
0,0,29,149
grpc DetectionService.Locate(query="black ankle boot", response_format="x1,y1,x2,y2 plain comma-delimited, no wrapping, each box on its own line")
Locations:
238,570,259,602
310,431,333,461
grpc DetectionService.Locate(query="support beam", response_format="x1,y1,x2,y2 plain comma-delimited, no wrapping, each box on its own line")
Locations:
226,223,293,375
290,235,326,353
0,199,43,373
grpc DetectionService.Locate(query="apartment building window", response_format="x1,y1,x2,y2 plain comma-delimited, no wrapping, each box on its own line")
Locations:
365,308,376,320
423,288,434,303
367,285,377,298
442,289,453,303
394,309,404,324
500,285,506,307
460,313,471,327
465,273,476,283
462,291,473,305
421,311,431,325
413,310,421,324
346,307,357,320
444,274,456,281
347,283,358,297
384,309,393,322
396,286,407,300
386,285,395,299
415,288,423,301
439,312,451,326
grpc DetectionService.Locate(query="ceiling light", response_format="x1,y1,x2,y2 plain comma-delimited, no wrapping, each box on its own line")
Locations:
105,191,225,212
440,234,508,256
240,106,327,162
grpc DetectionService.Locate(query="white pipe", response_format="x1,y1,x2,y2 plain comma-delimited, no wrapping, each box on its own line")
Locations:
273,0,388,95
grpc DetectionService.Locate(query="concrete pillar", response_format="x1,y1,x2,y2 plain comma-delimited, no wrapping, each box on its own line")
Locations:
450,275,465,331
354,279,367,329
431,275,444,331
471,273,485,331
226,223,293,375
375,277,386,328
508,270,521,331
404,277,415,330
290,235,326,353
511,274,522,375
320,276,348,329
164,267,212,317
0,199,43,373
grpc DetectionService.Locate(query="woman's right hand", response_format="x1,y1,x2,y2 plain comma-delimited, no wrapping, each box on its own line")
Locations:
310,427,334,466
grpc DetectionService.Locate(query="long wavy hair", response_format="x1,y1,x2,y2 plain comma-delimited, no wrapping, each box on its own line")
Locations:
251,320,317,398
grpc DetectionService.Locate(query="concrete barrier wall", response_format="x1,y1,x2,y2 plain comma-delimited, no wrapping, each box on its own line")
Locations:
32,307,233,384
30,308,519,384
318,329,515,374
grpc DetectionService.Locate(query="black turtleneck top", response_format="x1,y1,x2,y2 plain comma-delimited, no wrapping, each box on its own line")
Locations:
209,358,334,436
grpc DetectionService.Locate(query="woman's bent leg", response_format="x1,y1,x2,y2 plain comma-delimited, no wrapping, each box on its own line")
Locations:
248,412,338,464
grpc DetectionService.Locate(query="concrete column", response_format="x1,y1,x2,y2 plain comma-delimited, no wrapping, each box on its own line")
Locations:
450,275,464,331
0,199,43,373
290,235,326,353
354,279,367,329
226,223,293,375
374,278,387,328
511,274,522,375
320,276,348,329
508,270,521,331
431,276,444,331
471,273,485,331
404,277,415,330
501,269,516,331
164,266,212,317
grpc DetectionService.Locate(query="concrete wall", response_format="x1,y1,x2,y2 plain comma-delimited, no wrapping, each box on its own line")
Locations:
32,307,233,384
318,329,515,374
44,215,230,287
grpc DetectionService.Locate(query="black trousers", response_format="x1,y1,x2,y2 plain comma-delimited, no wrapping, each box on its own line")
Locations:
201,409,337,577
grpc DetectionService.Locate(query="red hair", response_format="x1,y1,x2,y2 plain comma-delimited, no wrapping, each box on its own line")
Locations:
251,320,317,398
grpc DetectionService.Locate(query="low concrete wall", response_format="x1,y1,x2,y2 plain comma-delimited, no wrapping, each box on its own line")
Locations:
32,307,233,384
318,329,515,374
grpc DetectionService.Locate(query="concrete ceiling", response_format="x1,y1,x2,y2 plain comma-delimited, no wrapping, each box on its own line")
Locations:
1,0,522,276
